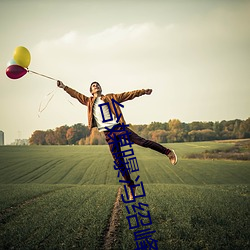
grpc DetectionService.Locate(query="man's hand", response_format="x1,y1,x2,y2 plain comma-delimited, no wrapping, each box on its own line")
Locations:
57,80,65,89
145,89,152,95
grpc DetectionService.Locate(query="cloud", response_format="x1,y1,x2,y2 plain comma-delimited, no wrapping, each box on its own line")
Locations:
35,31,79,50
33,23,154,51
32,23,161,62
59,31,78,44
86,23,153,50
31,23,163,79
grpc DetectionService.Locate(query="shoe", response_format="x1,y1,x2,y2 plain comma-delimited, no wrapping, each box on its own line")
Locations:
129,186,136,200
167,150,178,165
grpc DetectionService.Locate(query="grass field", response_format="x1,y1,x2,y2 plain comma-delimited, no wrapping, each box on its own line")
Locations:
0,141,249,249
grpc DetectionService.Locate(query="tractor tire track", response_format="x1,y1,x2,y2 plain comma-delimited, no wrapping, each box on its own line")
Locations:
27,160,64,183
0,185,75,225
54,159,83,184
37,189,100,248
166,165,186,184
103,186,122,250
11,159,62,183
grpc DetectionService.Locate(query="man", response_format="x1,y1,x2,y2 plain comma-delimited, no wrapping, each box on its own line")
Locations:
57,81,177,199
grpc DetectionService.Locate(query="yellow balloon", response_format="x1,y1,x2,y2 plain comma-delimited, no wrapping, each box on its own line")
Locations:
13,46,31,68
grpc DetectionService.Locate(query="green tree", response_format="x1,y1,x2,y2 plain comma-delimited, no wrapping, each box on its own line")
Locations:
239,118,250,138
213,121,221,139
189,121,204,131
147,121,167,131
188,129,216,141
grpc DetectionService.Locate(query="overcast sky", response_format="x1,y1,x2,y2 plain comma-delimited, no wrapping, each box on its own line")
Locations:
0,0,249,144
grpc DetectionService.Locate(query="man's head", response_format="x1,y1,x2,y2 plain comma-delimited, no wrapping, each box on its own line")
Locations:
90,82,102,95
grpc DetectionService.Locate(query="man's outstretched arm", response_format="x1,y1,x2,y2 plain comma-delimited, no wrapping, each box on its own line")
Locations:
57,80,89,106
114,88,153,103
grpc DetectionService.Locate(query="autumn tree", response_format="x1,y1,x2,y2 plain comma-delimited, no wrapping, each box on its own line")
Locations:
66,123,90,145
45,129,57,145
29,130,46,145
150,129,167,143
87,127,106,145
29,118,250,145
129,124,150,140
54,125,68,145
167,119,184,142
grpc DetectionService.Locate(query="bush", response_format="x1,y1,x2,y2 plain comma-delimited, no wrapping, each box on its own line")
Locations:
186,140,250,161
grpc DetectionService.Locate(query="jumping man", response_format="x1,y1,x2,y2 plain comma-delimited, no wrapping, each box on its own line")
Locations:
57,81,177,199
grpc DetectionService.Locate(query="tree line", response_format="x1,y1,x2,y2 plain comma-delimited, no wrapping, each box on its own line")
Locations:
29,118,250,145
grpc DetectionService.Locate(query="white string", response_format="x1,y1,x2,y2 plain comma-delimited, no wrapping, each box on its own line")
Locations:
67,99,75,106
38,88,58,118
37,89,78,117
28,69,58,81
27,69,76,117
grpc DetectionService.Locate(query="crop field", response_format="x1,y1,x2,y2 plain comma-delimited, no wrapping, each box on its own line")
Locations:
0,141,249,249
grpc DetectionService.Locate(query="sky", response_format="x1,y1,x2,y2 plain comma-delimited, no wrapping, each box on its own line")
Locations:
0,0,249,144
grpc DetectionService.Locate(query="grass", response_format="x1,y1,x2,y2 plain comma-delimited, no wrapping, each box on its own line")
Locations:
0,140,249,249
0,145,116,185
119,184,250,250
0,184,118,249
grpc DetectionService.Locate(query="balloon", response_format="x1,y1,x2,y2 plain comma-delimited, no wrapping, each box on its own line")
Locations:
6,65,27,79
7,58,17,67
13,46,31,68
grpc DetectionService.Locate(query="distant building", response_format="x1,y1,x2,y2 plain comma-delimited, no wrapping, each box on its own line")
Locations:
0,131,4,145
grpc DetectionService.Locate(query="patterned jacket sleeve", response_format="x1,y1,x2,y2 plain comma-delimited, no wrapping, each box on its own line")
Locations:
64,86,89,106
113,89,146,103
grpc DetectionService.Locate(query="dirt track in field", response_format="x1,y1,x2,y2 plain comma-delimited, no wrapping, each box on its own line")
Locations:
103,186,123,250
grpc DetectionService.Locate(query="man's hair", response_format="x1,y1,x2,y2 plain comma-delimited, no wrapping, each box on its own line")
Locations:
90,81,101,93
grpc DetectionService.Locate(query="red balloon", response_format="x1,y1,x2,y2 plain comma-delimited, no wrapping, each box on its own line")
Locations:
6,65,27,79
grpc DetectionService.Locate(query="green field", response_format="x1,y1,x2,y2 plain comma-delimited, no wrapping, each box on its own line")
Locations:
0,141,249,249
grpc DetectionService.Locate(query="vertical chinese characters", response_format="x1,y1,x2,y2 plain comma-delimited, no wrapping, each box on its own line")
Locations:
99,99,158,249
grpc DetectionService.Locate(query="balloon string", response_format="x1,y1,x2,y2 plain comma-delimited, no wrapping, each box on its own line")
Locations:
37,90,76,117
67,99,75,106
38,88,58,118
28,69,58,81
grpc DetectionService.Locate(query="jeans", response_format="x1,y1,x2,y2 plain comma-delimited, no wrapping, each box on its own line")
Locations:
104,125,171,187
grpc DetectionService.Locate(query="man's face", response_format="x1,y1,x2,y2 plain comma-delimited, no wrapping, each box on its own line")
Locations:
91,82,102,95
